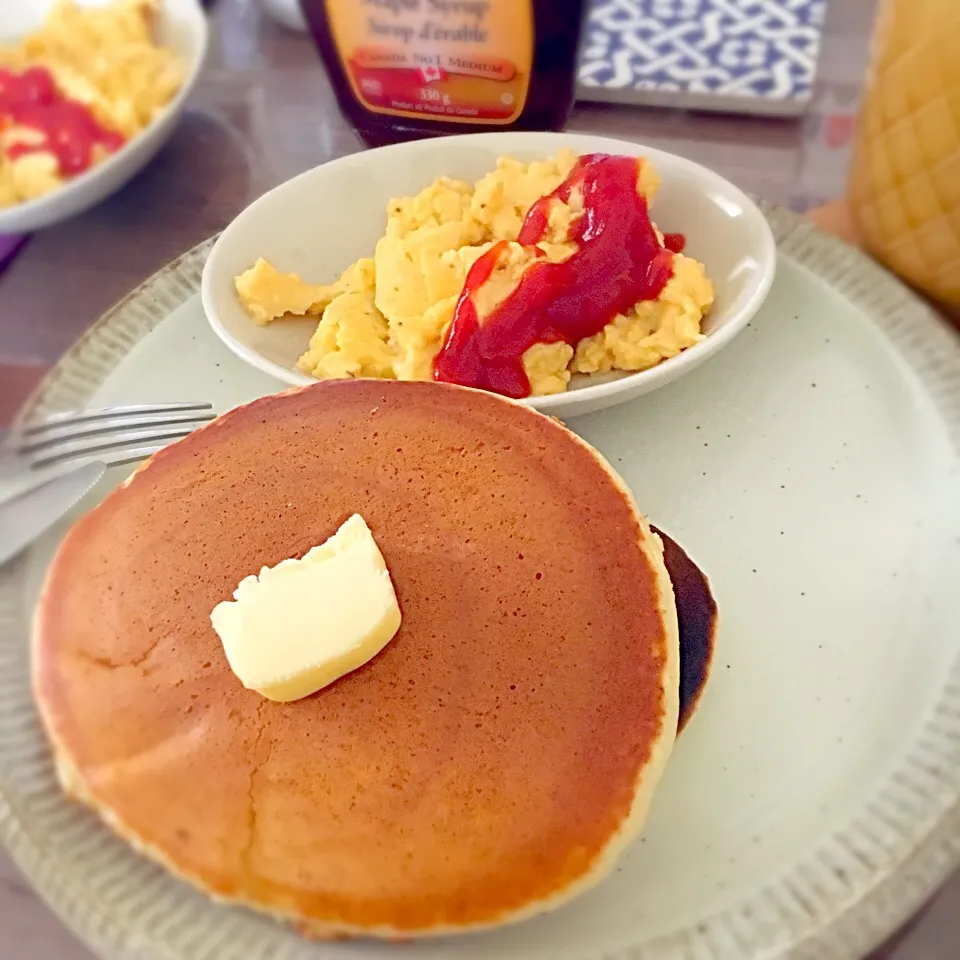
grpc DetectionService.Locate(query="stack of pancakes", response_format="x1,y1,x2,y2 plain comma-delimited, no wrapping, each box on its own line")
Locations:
33,380,714,939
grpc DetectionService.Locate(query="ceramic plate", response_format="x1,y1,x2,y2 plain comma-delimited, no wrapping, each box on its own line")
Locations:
2,205,960,960
201,132,776,419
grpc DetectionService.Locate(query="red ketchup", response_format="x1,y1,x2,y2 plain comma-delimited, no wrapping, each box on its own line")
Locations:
663,232,686,253
0,67,124,177
433,154,685,398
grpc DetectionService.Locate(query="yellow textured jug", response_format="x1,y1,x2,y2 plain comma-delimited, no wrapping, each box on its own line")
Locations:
848,0,960,307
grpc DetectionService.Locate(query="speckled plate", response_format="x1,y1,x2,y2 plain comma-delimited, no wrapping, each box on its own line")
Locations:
2,205,960,960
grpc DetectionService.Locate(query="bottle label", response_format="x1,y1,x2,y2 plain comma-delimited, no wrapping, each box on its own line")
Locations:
323,0,533,125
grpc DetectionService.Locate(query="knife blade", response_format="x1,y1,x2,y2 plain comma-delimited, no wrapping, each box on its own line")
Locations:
0,461,105,568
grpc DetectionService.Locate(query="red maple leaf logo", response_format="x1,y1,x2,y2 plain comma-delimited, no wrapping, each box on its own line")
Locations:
418,65,446,84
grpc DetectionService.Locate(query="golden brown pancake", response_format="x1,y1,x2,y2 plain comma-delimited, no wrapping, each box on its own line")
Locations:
33,380,680,938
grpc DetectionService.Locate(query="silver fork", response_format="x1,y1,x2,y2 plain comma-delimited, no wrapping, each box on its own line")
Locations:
0,401,215,506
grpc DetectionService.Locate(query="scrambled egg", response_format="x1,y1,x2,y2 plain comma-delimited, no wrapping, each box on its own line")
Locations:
235,151,714,396
0,0,183,208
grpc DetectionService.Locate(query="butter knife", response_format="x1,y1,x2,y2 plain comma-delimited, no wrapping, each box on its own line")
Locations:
0,461,105,568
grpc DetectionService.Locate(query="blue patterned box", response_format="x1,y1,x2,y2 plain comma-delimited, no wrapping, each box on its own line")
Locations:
577,0,827,117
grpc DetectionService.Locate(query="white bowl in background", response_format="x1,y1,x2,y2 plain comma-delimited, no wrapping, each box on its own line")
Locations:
0,0,208,234
202,132,776,418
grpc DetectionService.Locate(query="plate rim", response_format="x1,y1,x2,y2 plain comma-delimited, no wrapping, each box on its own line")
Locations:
3,203,960,960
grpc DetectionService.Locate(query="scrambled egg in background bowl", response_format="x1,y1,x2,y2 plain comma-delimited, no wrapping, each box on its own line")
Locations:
234,151,714,397
0,0,183,208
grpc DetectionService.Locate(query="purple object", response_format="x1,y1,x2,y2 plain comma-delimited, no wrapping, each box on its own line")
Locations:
0,233,29,272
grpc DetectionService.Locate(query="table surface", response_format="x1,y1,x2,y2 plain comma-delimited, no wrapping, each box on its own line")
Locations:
3,0,960,957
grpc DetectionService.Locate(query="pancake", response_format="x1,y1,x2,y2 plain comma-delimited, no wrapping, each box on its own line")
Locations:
33,379,681,939
654,528,718,734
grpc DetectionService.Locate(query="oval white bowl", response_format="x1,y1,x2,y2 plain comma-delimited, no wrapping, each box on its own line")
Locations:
202,132,776,418
0,0,208,234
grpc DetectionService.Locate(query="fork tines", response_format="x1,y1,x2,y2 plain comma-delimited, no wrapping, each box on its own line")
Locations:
15,402,216,470
22,401,213,435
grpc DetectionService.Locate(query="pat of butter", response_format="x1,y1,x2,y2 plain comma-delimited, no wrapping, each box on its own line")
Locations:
210,514,401,702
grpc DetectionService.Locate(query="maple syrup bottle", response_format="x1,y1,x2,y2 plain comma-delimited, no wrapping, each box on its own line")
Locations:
300,0,587,147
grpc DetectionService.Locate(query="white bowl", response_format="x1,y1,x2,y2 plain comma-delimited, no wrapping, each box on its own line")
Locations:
0,0,208,234
202,132,776,418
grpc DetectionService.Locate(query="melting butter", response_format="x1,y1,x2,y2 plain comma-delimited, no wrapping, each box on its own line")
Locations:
210,514,401,702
